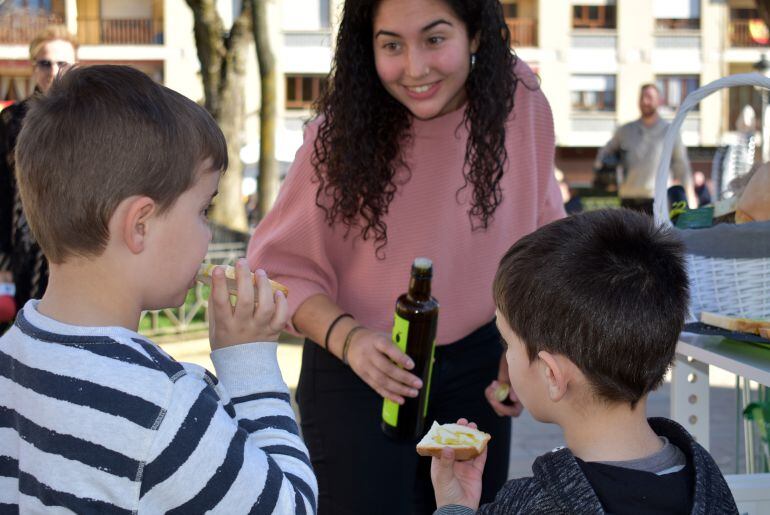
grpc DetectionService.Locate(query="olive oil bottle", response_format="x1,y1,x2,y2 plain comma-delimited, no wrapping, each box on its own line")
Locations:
382,257,439,440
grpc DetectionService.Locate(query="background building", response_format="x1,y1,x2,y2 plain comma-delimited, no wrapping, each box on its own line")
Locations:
0,0,767,190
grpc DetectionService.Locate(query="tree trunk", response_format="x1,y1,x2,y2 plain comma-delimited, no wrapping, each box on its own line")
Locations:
250,0,280,220
185,0,250,232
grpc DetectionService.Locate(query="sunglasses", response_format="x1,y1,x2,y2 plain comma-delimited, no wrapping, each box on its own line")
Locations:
35,59,74,70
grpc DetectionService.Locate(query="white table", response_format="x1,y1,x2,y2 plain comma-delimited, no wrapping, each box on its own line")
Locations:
672,333,770,514
672,332,770,451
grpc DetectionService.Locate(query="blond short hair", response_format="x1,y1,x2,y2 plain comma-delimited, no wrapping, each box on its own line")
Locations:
28,25,79,61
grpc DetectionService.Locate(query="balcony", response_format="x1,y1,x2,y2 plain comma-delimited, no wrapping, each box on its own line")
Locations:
282,30,333,75
78,17,163,45
0,9,63,45
506,18,537,47
729,19,768,48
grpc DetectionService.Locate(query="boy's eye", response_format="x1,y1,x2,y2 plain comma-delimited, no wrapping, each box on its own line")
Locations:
427,36,444,45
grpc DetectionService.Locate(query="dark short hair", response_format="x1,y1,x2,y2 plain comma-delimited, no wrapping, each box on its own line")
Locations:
640,83,660,96
493,209,689,407
312,0,520,254
16,65,227,263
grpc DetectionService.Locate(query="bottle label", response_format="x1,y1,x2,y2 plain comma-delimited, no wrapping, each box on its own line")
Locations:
382,313,409,427
423,340,435,418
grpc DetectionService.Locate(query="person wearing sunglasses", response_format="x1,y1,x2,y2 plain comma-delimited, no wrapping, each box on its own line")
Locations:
0,25,78,332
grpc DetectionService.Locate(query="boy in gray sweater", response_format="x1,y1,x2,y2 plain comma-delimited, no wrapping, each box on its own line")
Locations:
431,209,738,514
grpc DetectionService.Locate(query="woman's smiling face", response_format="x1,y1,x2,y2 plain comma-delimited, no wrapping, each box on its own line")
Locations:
372,0,479,120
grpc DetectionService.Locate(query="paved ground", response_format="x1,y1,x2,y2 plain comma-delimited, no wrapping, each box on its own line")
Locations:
160,337,759,479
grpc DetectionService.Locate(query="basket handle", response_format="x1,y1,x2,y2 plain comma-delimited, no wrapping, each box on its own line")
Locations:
653,73,770,225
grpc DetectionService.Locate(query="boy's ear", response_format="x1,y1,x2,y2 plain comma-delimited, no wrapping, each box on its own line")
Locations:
122,196,156,254
538,351,569,402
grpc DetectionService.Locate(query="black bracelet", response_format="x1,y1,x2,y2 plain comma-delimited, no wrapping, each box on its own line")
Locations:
342,326,365,365
324,313,353,351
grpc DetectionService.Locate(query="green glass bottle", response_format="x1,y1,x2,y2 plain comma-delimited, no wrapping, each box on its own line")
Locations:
382,257,439,440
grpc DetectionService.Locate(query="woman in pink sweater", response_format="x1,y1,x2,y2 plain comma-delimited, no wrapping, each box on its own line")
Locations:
247,0,565,512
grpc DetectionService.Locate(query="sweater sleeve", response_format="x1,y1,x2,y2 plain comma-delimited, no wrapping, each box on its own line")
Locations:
137,343,317,514
531,86,566,227
475,478,539,514
247,121,338,333
594,129,622,171
434,505,476,515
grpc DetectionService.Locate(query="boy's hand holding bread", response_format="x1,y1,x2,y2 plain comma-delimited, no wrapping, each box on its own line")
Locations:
207,259,289,349
422,419,489,511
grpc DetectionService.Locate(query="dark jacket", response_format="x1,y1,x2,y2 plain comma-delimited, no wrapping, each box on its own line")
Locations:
439,417,738,515
0,98,48,311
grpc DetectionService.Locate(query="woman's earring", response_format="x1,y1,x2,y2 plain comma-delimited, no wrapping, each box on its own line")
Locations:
470,53,477,70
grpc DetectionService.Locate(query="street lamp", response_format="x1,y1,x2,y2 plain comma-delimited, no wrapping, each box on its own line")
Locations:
753,53,770,162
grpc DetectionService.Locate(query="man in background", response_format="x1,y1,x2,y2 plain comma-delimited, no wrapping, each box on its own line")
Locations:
594,84,696,214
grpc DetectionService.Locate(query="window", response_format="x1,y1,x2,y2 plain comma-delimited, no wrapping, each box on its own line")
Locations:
320,0,330,28
731,8,759,21
570,75,616,112
729,8,767,47
286,74,327,110
572,5,616,29
655,18,700,30
656,75,700,112
501,1,518,19
728,86,762,131
8,0,52,10
654,0,700,29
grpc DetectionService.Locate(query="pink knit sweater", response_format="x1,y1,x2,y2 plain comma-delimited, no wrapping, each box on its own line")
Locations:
247,62,565,344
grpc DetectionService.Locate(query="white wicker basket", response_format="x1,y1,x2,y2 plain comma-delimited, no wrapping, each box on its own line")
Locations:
653,73,770,320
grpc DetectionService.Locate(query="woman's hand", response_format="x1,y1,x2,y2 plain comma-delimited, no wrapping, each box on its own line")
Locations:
484,353,523,417
345,328,424,404
430,418,487,510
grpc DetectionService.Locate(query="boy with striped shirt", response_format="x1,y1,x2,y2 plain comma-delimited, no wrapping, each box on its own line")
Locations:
0,65,317,513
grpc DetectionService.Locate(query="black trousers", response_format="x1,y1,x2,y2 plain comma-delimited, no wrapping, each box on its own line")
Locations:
296,321,510,515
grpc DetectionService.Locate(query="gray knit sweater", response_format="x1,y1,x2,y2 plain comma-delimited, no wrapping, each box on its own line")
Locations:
436,418,738,515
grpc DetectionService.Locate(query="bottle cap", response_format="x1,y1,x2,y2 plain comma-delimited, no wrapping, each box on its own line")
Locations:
412,257,433,277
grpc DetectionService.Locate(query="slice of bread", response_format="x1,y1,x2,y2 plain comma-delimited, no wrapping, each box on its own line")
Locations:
196,264,289,297
416,421,491,461
700,311,770,336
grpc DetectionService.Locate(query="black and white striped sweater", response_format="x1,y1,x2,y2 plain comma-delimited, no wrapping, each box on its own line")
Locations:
0,300,317,514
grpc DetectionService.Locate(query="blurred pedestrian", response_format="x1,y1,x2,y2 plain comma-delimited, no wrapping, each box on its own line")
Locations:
693,170,712,207
0,25,78,331
594,84,696,214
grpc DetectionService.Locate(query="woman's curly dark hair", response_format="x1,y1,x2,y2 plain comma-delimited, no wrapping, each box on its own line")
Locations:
312,0,519,253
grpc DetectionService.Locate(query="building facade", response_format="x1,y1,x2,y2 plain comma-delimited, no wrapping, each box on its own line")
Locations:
0,0,767,187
